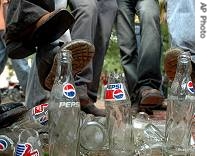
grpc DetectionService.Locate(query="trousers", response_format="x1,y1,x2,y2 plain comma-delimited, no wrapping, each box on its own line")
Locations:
23,0,71,108
116,0,162,103
0,30,30,92
167,0,195,61
69,0,118,102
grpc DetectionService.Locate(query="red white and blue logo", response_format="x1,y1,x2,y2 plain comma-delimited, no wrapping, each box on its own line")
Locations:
187,81,195,94
31,103,48,125
105,83,126,101
32,103,48,116
113,89,124,99
63,83,76,98
15,143,39,156
0,138,8,151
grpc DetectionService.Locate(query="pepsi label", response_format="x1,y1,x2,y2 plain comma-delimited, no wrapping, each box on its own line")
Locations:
105,83,126,101
63,83,76,99
0,135,13,152
14,143,39,156
59,102,80,108
187,81,195,94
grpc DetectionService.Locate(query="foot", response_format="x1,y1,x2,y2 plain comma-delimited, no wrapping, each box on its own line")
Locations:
6,9,75,59
139,86,165,108
36,39,95,91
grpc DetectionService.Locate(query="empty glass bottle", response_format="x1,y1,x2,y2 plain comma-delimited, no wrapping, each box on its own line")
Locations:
14,128,43,156
164,51,195,155
48,49,80,156
105,72,134,156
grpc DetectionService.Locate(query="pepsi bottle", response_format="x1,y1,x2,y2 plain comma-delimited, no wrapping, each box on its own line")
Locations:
164,51,195,155
48,49,80,156
104,72,134,156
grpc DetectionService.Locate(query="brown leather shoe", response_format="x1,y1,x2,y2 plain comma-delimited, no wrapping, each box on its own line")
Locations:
7,8,75,59
139,86,164,108
76,85,106,117
44,39,95,91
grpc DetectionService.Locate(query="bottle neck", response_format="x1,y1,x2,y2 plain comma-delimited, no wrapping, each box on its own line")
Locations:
170,51,194,99
55,50,73,83
175,51,192,79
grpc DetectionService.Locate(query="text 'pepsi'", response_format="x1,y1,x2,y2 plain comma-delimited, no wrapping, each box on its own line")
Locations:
59,102,80,108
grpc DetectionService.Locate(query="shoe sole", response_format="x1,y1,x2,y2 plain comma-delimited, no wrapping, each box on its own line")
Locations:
44,39,95,91
7,9,75,59
32,9,75,46
164,48,181,81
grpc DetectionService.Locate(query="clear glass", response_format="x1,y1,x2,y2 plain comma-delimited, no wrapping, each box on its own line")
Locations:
105,72,134,156
164,51,195,155
48,49,80,156
80,112,108,151
14,128,43,156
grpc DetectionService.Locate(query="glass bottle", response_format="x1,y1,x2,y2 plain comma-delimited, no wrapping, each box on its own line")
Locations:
105,72,134,156
14,128,43,156
164,51,195,155
48,49,80,156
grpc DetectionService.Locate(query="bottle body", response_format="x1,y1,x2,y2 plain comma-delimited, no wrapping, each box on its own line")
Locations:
164,51,195,155
14,128,43,156
48,50,80,156
105,72,134,156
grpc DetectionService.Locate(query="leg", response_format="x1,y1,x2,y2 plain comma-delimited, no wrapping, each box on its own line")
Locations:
0,31,7,74
11,59,30,92
87,0,118,102
25,56,50,109
135,0,162,90
116,0,138,100
167,0,195,54
134,0,164,106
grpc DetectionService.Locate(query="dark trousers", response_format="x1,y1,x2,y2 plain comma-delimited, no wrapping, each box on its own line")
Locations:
116,0,162,103
69,0,118,102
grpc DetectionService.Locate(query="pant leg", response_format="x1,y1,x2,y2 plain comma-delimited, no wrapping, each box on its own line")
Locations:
87,0,118,102
116,0,138,98
25,56,50,109
69,0,117,102
68,0,99,101
0,30,7,74
24,0,70,109
135,0,162,91
167,0,195,54
11,59,30,93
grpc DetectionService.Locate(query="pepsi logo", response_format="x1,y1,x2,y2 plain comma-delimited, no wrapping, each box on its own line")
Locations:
63,83,76,98
32,103,48,116
113,89,125,100
15,143,39,156
187,81,195,94
0,139,8,151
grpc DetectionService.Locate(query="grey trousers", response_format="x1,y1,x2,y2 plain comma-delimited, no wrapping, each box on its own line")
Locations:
69,0,118,102
116,0,162,103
